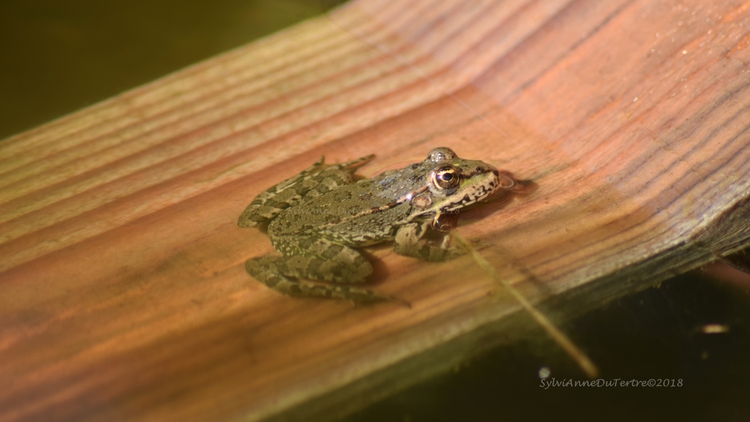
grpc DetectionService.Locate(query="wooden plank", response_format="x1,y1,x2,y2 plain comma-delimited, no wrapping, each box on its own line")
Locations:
2,0,750,420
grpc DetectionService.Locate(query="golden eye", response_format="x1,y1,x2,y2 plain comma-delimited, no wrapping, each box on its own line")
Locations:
432,166,460,189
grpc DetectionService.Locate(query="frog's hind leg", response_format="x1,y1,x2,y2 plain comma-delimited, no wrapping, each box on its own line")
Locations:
238,154,375,228
238,157,326,227
246,254,393,303
247,236,405,303
292,154,375,201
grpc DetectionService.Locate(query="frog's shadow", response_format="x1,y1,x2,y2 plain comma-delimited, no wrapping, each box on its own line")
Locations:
356,243,395,285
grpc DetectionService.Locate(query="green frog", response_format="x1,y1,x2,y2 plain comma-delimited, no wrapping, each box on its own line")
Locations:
238,147,512,303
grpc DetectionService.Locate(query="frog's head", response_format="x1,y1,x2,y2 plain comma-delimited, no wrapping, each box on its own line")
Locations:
410,147,510,217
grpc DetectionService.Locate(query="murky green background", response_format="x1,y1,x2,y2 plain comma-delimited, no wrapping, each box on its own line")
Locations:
2,1,749,420
343,269,750,422
0,0,345,140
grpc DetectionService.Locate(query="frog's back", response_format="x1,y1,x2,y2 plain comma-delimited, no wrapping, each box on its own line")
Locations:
268,178,412,245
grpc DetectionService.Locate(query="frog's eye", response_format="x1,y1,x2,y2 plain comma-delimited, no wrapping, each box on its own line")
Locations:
432,166,461,190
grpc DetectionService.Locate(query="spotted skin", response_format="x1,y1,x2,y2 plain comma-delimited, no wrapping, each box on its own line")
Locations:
238,147,510,303
238,155,373,228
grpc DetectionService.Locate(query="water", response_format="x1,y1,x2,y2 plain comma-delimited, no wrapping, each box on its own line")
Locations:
0,0,347,140
343,265,750,421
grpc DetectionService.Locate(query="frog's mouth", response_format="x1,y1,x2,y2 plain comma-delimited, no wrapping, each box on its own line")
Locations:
441,168,505,212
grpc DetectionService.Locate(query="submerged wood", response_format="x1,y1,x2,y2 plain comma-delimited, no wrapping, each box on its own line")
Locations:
2,0,750,420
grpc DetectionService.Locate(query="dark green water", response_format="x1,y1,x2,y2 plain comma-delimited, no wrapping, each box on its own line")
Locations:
343,267,750,422
0,0,345,140
3,2,749,421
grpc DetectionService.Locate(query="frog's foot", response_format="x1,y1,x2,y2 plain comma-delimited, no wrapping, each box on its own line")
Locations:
271,237,375,283
246,256,404,305
393,222,466,261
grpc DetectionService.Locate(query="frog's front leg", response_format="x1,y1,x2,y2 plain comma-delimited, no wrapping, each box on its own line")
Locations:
393,222,465,261
246,237,394,303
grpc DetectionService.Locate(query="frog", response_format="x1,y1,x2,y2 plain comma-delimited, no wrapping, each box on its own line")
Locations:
238,147,512,303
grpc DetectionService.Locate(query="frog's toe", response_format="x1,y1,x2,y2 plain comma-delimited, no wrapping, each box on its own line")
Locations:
245,256,285,288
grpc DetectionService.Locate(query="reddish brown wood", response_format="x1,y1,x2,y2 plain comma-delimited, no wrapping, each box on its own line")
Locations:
2,0,750,420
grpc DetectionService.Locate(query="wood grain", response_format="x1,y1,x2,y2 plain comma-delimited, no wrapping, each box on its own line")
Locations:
2,0,750,420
